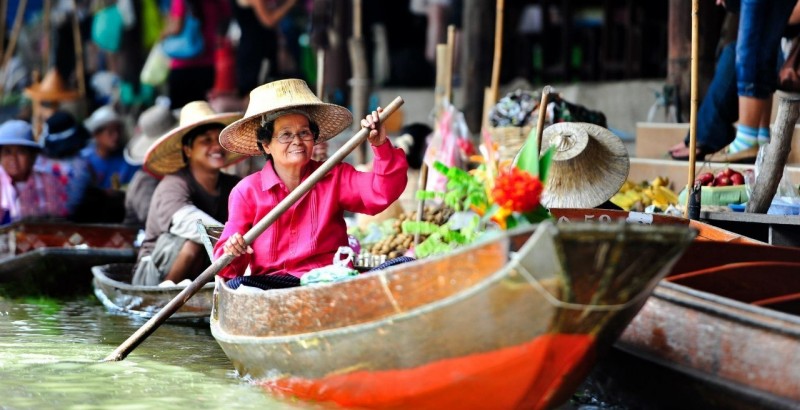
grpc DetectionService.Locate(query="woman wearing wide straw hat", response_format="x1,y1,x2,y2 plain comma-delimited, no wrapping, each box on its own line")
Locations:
132,101,244,286
213,79,408,287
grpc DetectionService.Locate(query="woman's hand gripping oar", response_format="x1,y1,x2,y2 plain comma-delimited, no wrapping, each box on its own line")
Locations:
103,96,405,362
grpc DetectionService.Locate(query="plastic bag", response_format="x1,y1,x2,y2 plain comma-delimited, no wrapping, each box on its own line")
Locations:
423,103,470,194
140,44,170,86
91,5,123,52
300,247,359,286
140,0,163,49
749,144,800,214
161,13,205,60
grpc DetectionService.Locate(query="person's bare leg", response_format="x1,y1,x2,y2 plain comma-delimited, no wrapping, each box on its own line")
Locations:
164,240,205,283
729,96,769,153
739,96,768,127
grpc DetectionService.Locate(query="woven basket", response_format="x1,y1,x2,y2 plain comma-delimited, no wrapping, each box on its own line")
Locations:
488,125,532,163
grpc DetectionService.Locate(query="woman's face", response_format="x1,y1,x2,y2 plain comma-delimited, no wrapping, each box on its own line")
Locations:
265,114,315,171
183,128,227,172
0,145,35,183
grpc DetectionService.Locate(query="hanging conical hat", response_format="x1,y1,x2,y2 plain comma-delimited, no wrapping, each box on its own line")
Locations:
541,122,630,209
219,79,352,156
24,69,79,102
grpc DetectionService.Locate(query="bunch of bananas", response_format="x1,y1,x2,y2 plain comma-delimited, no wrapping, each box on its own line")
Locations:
611,176,679,211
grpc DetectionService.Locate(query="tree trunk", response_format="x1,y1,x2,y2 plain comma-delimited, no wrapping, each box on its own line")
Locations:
746,92,800,213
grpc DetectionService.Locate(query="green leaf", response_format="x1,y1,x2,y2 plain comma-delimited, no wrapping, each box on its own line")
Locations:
432,161,450,174
522,205,553,223
515,126,540,176
506,215,519,229
538,145,554,184
415,190,440,201
401,220,441,235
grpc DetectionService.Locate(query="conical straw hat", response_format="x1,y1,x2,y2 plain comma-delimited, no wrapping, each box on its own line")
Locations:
541,122,629,209
24,69,79,102
219,79,352,156
144,101,244,176
124,100,177,165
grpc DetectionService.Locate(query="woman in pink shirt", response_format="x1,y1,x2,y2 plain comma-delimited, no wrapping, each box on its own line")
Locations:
214,79,408,286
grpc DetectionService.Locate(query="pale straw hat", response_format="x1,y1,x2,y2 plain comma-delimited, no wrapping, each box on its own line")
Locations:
24,68,79,102
540,122,629,209
144,101,243,176
124,98,177,165
84,105,122,134
219,79,352,156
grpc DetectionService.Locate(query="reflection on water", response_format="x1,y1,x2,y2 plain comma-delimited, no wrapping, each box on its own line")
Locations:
0,296,305,409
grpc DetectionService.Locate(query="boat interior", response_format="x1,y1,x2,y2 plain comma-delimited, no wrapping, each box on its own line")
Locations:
667,240,800,316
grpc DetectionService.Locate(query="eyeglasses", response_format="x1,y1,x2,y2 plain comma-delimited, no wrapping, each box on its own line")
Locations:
276,129,315,144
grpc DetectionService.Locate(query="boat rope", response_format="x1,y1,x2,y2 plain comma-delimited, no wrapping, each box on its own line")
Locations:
512,259,649,312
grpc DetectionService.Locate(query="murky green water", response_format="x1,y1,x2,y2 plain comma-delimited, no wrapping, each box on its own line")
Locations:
0,293,739,410
0,295,305,410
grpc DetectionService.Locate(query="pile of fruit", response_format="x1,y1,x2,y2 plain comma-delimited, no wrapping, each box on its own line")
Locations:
366,206,455,260
610,176,679,211
695,168,745,186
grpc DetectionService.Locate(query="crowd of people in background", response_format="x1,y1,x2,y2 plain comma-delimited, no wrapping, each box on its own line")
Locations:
0,0,441,232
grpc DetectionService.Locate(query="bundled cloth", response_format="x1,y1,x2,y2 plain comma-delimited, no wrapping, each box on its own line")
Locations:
488,89,607,129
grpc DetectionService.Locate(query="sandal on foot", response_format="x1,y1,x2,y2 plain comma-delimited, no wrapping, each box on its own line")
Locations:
668,145,710,161
705,146,759,164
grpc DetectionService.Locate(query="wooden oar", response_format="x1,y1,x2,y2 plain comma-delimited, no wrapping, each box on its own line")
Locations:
684,0,700,219
104,96,405,362
536,85,551,156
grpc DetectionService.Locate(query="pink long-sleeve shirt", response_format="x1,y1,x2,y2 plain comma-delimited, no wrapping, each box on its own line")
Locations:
214,141,408,279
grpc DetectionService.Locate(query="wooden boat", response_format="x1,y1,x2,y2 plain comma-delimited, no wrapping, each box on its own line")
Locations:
552,208,800,406
210,221,696,409
92,263,214,320
0,220,138,296
90,223,222,319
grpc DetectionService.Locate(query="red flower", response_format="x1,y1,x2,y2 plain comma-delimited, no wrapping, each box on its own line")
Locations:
491,168,543,213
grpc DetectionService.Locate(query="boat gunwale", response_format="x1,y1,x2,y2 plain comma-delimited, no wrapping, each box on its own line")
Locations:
0,247,136,263
92,264,213,319
652,279,800,336
91,264,215,292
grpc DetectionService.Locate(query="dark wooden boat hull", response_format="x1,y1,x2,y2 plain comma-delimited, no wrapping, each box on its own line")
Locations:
0,248,136,296
552,208,800,404
92,263,213,319
0,221,138,296
619,260,800,404
211,221,696,409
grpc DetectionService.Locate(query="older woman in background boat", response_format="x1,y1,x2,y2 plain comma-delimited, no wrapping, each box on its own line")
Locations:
214,79,408,288
0,120,68,223
132,101,243,286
